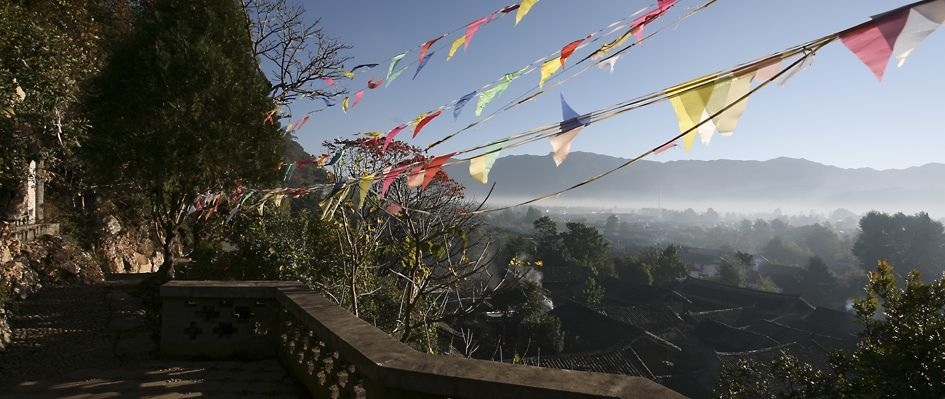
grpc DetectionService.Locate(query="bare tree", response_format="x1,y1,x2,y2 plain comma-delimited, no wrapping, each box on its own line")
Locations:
241,0,351,105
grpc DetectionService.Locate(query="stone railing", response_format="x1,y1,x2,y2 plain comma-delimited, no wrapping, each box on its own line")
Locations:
8,223,59,242
161,281,684,399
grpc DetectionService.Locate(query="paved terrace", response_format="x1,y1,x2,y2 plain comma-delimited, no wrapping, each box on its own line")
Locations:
1,277,684,398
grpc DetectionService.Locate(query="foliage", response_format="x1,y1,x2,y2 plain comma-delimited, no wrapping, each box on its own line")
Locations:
84,0,283,278
0,0,107,217
719,254,748,287
638,244,689,287
561,222,613,276
489,280,564,355
615,255,654,285
715,260,945,398
799,256,840,307
853,211,945,279
582,276,605,310
762,236,813,266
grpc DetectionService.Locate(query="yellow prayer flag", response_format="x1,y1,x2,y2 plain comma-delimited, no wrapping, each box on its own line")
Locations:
539,58,561,89
341,71,355,78
469,145,502,184
357,176,374,208
666,79,716,152
448,35,466,61
712,74,753,134
590,29,633,60
516,0,539,25
342,97,350,113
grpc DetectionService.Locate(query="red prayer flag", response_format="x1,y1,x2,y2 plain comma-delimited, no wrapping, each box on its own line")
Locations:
381,165,410,198
382,124,407,153
840,9,910,80
421,153,455,190
368,79,383,89
413,110,442,138
465,18,488,51
560,36,590,66
419,35,446,63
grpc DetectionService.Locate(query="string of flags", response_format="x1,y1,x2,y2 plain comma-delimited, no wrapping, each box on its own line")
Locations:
212,0,943,221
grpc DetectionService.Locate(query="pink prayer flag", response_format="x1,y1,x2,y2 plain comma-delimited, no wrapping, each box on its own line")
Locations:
352,90,365,107
368,79,383,89
413,110,442,138
560,36,589,66
549,126,583,166
422,153,455,190
381,165,409,198
295,115,310,131
654,141,678,154
419,35,446,63
465,18,488,51
840,9,910,80
323,77,336,86
406,165,425,188
386,202,403,215
382,124,407,153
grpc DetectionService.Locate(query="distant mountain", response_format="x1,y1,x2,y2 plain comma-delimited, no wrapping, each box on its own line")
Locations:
446,152,945,215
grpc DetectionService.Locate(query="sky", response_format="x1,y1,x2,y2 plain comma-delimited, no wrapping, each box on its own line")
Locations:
285,0,945,171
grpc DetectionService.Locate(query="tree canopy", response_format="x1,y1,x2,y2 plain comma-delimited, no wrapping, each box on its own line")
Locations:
853,211,945,279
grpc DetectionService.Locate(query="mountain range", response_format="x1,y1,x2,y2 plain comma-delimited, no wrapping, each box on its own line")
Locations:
445,152,945,216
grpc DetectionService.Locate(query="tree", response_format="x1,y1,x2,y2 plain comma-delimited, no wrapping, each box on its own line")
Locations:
489,280,564,356
641,244,688,286
853,211,945,279
582,276,605,310
241,0,351,105
800,256,840,308
762,236,813,266
0,0,108,218
560,222,613,276
84,0,284,279
615,255,654,285
719,254,747,287
603,214,619,237
715,260,945,398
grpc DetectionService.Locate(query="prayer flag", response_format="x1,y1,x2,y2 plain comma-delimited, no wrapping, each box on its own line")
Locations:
382,124,407,153
419,35,445,63
385,66,407,87
414,110,442,138
381,165,409,198
591,28,633,60
840,9,909,80
516,0,539,25
560,36,589,66
470,144,502,184
654,141,677,154
386,52,407,82
352,63,379,73
465,18,488,50
323,77,336,86
597,54,621,73
406,165,425,188
475,68,525,116
549,127,584,166
422,153,455,190
368,79,383,89
448,35,466,60
352,90,365,107
453,91,476,119
357,175,373,208
539,58,561,88
342,97,349,113
666,77,716,151
892,2,945,67
386,202,403,215
413,51,434,80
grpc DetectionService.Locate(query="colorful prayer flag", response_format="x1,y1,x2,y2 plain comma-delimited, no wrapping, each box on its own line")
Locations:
560,36,589,66
368,79,384,89
454,91,476,119
469,144,502,183
892,2,945,67
419,35,445,63
413,51,435,80
385,66,407,87
516,0,539,25
549,127,584,166
381,165,409,198
422,153,455,190
414,110,442,138
465,18,488,51
448,35,466,61
357,175,374,208
386,52,407,82
666,76,716,151
382,124,407,153
840,9,910,80
352,90,365,107
539,58,561,88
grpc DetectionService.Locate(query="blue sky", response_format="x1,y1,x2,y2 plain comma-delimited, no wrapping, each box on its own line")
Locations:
289,0,945,170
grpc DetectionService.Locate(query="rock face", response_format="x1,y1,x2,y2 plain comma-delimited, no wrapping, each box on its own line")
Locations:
96,216,164,274
19,235,104,285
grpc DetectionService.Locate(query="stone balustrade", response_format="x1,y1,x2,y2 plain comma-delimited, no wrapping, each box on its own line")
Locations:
8,223,59,242
161,281,684,399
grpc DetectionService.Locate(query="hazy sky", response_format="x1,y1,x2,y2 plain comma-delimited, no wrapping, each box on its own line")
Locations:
288,0,945,170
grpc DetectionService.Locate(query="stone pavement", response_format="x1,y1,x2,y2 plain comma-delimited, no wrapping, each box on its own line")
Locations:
0,274,306,398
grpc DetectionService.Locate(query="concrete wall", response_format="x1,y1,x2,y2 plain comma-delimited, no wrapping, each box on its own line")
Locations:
161,281,684,399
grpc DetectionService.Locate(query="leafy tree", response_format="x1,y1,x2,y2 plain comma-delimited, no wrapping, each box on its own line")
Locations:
522,206,542,226
715,260,945,398
561,222,613,276
490,280,564,355
762,236,813,266
799,256,841,308
84,0,283,279
603,214,619,237
582,276,605,310
719,254,748,287
644,244,689,286
0,0,108,217
615,255,654,285
853,211,945,279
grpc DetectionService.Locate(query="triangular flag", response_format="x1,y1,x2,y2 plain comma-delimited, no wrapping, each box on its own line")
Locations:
751,59,782,83
413,51,434,80
352,63,379,73
341,71,355,78
465,18,488,51
386,202,403,215
326,149,345,166
892,5,945,67
448,35,466,61
422,153,455,190
840,9,909,80
559,93,587,131
406,165,425,188
666,78,716,151
352,90,365,107
712,74,753,135
469,144,502,184
776,55,814,87
560,36,589,66
539,58,561,88
381,165,409,198
597,54,621,73
453,91,476,119
475,68,525,116
419,35,445,63
323,77,336,86
386,52,408,81
549,126,584,166
591,28,633,60
414,110,442,138
516,0,539,25
382,124,407,153
385,66,407,87
357,175,374,208
916,0,945,23
295,115,310,131
654,141,678,154
368,79,383,89
342,97,349,113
